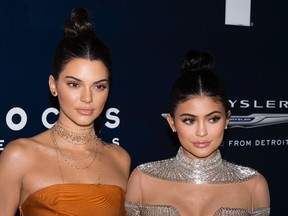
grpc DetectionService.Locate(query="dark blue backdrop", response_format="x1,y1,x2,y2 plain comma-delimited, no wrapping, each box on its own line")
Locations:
0,1,287,215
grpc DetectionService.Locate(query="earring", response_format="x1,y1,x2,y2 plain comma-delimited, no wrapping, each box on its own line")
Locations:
51,91,57,96
225,125,228,129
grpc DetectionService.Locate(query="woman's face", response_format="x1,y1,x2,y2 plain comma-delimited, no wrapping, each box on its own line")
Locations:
167,96,229,159
49,58,109,128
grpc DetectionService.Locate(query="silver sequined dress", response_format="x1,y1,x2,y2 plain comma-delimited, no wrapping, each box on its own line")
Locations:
125,147,270,216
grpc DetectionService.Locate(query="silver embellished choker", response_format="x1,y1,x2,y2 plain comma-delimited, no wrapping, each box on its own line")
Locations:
139,147,258,184
175,148,223,183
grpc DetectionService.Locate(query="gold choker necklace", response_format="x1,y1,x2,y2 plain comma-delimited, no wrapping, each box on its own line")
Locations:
53,121,97,145
51,128,100,171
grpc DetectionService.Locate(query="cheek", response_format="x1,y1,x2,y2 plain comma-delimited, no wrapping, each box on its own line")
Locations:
209,124,225,139
93,92,109,104
58,91,78,106
175,123,194,138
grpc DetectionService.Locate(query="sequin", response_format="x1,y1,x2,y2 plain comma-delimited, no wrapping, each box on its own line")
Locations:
138,148,258,184
125,202,270,216
125,147,270,215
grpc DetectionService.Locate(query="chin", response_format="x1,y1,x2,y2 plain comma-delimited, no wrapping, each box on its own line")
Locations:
198,150,218,159
186,148,217,159
74,119,95,127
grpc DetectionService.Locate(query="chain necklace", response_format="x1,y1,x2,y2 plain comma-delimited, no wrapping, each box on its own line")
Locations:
54,121,96,145
51,123,98,161
51,127,99,170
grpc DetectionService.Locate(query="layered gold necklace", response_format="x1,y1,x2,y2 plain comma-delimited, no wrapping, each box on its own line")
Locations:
51,121,100,171
54,121,96,145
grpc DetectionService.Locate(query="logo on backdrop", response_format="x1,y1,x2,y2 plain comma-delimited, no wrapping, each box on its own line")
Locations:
0,140,4,151
1,107,121,150
229,113,288,128
4,107,120,131
226,113,288,148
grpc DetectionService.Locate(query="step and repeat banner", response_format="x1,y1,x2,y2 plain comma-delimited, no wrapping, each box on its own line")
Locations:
0,1,286,215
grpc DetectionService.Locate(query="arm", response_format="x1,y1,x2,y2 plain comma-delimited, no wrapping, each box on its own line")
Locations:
253,173,270,211
125,168,143,216
0,140,26,216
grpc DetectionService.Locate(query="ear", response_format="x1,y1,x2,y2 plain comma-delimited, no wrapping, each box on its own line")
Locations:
225,110,231,129
49,75,57,96
166,114,177,132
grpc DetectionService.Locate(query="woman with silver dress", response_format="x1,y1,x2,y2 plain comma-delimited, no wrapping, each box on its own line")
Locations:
125,50,270,215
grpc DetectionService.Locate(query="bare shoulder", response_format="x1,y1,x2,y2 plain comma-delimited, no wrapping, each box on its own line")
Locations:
256,173,269,184
0,131,51,214
127,166,153,189
103,142,130,161
0,137,36,183
255,173,270,192
126,168,143,200
252,172,270,207
102,142,131,177
0,131,50,168
1,138,33,163
128,167,142,180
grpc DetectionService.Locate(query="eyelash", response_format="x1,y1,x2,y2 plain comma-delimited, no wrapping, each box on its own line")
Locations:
182,118,195,124
67,82,108,90
95,84,108,90
68,82,79,88
182,116,221,125
210,116,221,123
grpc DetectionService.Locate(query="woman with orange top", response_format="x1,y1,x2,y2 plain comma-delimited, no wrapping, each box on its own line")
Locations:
0,7,130,216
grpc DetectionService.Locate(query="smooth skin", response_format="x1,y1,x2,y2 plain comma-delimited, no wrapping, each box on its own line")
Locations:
166,96,230,160
126,95,269,215
0,59,130,216
165,96,269,210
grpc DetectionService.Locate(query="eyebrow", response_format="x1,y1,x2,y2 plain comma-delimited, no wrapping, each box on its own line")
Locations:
180,111,222,117
64,76,109,84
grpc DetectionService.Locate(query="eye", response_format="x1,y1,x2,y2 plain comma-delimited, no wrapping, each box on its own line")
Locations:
94,82,109,90
96,84,108,89
182,118,195,125
209,116,221,123
67,82,79,88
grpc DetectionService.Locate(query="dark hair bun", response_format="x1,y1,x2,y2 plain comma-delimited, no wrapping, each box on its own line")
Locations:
181,49,214,73
64,7,94,38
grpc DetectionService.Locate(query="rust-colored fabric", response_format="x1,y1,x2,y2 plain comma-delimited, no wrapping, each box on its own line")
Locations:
19,184,125,216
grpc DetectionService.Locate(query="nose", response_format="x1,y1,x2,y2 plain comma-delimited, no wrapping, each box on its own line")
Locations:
196,122,208,137
80,88,92,103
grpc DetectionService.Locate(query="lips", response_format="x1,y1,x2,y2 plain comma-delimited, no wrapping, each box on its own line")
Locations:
192,141,211,148
76,108,94,115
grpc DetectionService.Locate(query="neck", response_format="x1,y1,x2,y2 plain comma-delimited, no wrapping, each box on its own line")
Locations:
176,147,222,172
58,120,94,132
52,121,97,145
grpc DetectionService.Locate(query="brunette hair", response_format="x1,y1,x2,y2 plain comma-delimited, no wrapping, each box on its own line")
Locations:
169,49,229,116
51,6,111,80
